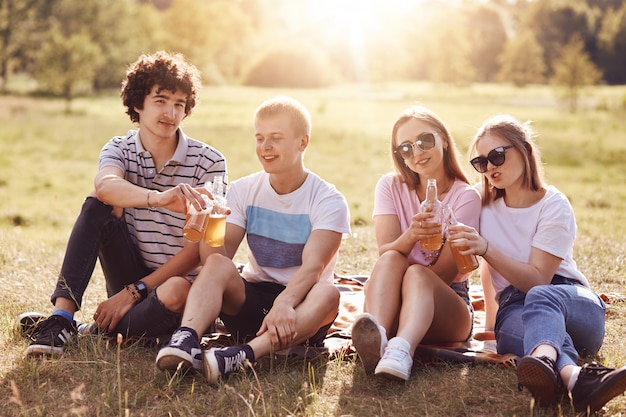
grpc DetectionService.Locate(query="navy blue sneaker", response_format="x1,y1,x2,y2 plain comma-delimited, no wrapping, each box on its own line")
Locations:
203,345,253,384
25,315,77,357
156,328,202,372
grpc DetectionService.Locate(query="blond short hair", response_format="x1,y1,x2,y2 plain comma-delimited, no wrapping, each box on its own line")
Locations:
254,96,312,137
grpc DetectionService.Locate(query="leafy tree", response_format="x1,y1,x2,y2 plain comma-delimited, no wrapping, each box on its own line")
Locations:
33,24,101,112
202,1,253,83
551,34,603,112
243,43,336,88
465,4,508,82
423,5,476,85
597,3,626,84
498,31,547,87
585,0,623,12
36,0,159,91
158,0,211,70
88,1,162,91
0,0,40,92
522,0,592,76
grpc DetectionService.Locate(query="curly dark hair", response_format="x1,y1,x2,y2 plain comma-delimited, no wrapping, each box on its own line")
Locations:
120,51,202,123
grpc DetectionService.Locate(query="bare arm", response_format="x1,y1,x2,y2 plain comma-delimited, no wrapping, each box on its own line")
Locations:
374,213,458,284
94,238,201,332
449,225,562,293
257,229,342,348
480,261,497,331
91,166,209,330
95,166,210,213
482,243,561,292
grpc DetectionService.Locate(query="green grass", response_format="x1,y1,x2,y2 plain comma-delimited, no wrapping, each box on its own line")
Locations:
1,83,626,416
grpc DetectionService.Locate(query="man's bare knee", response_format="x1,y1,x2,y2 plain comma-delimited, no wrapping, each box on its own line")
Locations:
155,277,191,313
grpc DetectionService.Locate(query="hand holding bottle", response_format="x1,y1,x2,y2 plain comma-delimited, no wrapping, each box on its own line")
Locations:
419,178,443,250
182,185,214,243
443,205,479,273
204,176,229,247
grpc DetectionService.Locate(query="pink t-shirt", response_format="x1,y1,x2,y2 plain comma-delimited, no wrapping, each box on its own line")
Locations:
373,173,481,281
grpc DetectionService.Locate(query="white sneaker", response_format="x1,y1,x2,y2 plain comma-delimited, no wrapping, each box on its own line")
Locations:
351,313,387,374
375,337,413,381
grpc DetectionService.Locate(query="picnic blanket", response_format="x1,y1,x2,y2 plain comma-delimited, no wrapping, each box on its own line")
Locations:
326,274,516,367
202,274,625,367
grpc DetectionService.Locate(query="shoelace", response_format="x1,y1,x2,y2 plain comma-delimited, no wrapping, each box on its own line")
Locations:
170,331,192,347
41,316,72,334
382,346,409,362
579,363,612,380
223,350,247,373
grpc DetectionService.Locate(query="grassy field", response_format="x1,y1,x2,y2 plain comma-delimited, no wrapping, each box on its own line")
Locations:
1,83,626,416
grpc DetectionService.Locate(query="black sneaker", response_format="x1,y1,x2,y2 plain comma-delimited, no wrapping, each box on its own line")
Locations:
25,315,77,357
571,362,626,414
517,355,562,407
15,312,47,341
203,345,253,384
155,328,202,372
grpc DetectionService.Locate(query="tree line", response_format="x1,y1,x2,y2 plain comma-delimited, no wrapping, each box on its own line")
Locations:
1,0,623,110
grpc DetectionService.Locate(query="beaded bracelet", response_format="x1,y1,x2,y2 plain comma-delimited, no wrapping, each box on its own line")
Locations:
125,284,141,301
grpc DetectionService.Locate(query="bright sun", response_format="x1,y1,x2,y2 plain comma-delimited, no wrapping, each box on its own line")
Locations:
311,0,387,41
294,0,414,51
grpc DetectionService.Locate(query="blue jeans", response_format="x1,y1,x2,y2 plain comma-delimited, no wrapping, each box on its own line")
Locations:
495,276,606,371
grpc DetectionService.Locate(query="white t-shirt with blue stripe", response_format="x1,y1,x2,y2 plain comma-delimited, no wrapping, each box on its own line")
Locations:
227,171,351,285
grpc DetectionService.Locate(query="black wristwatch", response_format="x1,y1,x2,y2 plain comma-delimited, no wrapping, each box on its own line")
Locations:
134,281,149,301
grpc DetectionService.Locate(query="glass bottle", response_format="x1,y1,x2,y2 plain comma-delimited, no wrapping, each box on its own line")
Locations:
182,182,212,243
420,178,443,250
204,176,228,247
443,204,479,273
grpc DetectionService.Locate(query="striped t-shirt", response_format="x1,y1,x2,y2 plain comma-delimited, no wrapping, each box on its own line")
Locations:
98,129,227,272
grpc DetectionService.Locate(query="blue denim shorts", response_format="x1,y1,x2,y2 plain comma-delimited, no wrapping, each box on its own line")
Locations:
450,280,474,341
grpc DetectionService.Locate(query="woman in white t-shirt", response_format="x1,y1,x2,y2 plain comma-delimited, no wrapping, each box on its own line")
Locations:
351,106,481,381
449,114,626,414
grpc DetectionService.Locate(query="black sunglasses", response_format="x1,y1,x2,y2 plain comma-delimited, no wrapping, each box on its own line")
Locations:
470,145,515,173
394,132,436,159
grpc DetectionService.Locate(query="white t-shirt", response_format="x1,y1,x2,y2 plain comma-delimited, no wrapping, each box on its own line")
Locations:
480,185,590,296
226,171,351,285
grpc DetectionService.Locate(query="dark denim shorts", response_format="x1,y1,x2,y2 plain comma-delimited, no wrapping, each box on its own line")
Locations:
450,280,474,341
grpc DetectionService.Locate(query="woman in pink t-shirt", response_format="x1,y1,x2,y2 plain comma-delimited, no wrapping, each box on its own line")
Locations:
351,105,481,381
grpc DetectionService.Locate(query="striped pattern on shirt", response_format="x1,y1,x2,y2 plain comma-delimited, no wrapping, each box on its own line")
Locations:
98,129,227,271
